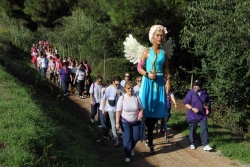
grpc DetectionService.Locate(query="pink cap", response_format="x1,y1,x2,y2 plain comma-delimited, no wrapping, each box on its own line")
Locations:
149,25,168,43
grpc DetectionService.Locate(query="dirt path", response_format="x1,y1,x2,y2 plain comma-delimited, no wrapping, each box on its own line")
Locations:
66,93,248,167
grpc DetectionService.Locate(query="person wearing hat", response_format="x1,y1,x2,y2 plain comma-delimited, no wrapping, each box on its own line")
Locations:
184,79,212,151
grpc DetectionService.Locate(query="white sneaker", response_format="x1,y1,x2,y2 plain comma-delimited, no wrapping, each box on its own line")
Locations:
190,144,195,150
90,118,95,123
98,125,102,128
125,158,130,163
204,144,212,151
131,149,135,156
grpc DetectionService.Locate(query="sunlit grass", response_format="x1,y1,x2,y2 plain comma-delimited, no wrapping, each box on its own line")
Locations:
0,63,120,166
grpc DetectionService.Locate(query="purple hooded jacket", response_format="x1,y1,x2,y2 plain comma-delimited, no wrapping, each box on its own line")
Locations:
184,88,210,122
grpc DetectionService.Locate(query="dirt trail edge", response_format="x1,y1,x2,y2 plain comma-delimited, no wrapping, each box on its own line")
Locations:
67,94,248,167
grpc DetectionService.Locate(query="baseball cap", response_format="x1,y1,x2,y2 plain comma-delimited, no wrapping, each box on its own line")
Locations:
193,79,202,87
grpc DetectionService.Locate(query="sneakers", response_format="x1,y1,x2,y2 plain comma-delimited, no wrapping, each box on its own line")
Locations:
125,158,130,163
145,142,149,148
98,125,102,128
190,145,195,150
131,149,135,156
90,118,95,123
203,144,212,151
79,96,84,99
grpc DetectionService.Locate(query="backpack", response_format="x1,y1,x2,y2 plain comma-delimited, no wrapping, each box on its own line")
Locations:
86,64,91,74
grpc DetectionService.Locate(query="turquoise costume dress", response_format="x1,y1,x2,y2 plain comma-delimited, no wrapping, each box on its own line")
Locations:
139,47,168,118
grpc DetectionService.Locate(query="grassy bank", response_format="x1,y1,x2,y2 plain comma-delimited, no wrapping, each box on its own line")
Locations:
0,44,123,166
168,110,250,164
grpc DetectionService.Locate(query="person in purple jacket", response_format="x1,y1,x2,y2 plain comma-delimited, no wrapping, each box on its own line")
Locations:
184,79,212,151
59,62,71,96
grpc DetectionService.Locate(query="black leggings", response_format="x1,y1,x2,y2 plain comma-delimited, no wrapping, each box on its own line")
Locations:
145,118,158,146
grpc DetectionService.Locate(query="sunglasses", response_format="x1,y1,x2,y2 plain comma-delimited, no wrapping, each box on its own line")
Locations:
125,75,130,77
126,87,133,90
137,80,141,82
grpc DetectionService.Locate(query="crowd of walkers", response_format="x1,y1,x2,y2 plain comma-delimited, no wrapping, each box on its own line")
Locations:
31,41,92,97
30,25,213,164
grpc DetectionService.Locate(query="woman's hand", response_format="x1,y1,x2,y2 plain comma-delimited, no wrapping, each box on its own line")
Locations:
138,111,143,121
116,123,120,130
138,115,143,121
102,110,107,115
192,108,199,113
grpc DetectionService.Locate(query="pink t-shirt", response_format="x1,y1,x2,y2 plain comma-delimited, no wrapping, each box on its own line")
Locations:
116,94,142,123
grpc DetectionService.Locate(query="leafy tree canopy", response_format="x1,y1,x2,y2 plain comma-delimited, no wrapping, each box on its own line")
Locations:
0,0,78,31
180,0,250,133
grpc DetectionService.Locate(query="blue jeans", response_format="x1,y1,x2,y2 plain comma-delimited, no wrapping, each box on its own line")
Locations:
77,80,85,96
41,68,47,78
189,119,209,146
120,121,141,158
101,112,111,137
91,103,100,125
61,80,69,94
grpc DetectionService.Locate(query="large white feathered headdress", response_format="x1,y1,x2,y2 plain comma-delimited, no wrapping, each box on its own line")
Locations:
123,34,174,64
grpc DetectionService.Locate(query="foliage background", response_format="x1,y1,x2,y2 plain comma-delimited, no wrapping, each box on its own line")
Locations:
0,0,249,141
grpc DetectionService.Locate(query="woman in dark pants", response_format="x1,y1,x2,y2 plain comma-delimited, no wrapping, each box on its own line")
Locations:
59,62,71,96
184,79,212,151
73,63,86,98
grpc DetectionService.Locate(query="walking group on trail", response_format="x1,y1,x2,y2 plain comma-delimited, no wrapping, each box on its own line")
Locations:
30,25,213,163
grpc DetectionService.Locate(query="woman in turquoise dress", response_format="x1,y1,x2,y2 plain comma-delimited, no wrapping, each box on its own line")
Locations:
137,25,171,153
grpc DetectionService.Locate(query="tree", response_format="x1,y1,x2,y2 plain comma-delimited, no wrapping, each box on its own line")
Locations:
0,0,78,31
180,0,250,134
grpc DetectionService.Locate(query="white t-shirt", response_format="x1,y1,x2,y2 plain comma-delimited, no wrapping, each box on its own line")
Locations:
99,87,106,110
75,70,85,81
70,66,77,74
89,83,103,103
116,94,142,123
41,57,48,68
103,85,119,112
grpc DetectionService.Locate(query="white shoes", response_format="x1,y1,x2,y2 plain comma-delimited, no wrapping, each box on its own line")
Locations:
125,158,130,163
190,144,212,151
190,144,195,150
204,144,212,151
131,149,135,156
90,118,95,123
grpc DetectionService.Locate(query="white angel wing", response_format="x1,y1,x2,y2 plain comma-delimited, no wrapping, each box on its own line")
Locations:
123,34,146,64
162,37,174,59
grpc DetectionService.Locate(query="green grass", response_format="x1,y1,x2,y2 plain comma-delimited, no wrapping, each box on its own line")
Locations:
168,110,250,164
0,45,125,166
